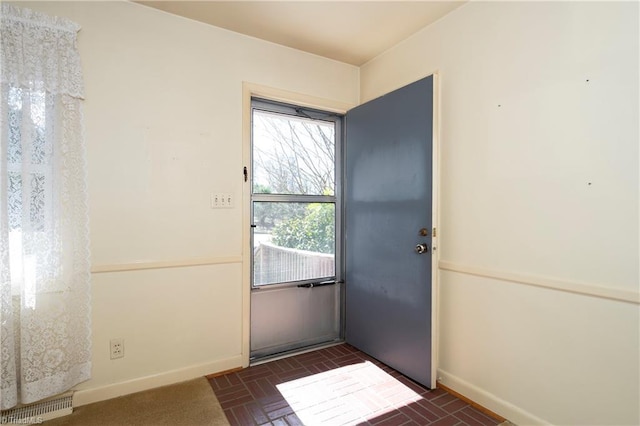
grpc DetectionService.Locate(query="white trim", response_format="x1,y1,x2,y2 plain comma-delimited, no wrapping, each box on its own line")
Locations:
437,368,550,426
439,260,640,304
91,256,242,274
242,83,252,368
430,72,441,390
72,355,243,407
244,82,354,115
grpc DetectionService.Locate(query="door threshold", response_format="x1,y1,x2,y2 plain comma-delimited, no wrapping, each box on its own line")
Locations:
250,340,345,366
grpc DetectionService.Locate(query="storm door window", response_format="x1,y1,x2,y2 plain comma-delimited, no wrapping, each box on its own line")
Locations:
251,99,341,287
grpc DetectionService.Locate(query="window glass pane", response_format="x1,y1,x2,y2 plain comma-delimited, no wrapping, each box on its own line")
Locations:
7,172,22,230
6,87,50,233
8,87,23,163
253,109,335,196
253,202,335,286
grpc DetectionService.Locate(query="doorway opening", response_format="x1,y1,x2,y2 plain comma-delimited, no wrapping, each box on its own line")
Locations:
244,75,438,387
249,98,344,360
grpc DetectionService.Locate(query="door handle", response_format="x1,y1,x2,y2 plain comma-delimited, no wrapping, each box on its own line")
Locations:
415,243,429,254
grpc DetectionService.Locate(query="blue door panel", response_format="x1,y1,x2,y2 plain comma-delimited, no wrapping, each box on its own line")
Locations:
345,76,433,387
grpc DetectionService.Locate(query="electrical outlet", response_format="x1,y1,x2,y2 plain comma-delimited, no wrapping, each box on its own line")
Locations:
110,338,124,360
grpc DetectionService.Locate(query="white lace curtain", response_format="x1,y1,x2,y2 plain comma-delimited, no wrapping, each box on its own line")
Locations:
1,4,91,409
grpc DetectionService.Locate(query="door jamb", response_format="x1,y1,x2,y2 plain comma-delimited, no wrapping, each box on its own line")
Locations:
431,71,441,389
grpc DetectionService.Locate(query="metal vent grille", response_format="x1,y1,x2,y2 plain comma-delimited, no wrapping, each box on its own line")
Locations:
1,393,73,424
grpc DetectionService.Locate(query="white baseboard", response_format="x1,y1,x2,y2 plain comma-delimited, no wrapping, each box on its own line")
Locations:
73,355,243,407
437,368,549,426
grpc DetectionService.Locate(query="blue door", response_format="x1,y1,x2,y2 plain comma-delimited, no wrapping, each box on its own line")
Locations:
345,76,434,387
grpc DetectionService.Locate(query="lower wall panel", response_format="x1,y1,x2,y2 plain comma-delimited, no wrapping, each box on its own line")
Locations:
438,269,640,425
72,263,243,405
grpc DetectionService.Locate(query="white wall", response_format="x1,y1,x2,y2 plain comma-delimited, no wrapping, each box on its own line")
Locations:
361,2,639,425
16,1,358,405
12,1,639,423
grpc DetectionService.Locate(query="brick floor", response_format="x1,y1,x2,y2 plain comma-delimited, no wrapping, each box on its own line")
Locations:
208,344,501,426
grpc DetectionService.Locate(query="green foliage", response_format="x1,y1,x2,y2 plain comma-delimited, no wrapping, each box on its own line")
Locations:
271,203,334,254
253,183,272,194
253,184,276,229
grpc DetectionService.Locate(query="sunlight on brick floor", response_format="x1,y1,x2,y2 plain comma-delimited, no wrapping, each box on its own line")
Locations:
277,361,422,425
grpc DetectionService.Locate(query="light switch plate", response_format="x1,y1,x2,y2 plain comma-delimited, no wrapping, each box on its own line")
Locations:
211,192,233,208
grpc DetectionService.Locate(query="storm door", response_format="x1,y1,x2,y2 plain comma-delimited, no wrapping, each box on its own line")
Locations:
250,98,342,359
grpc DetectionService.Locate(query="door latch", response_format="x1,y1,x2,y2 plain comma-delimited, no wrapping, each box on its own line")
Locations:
415,243,429,254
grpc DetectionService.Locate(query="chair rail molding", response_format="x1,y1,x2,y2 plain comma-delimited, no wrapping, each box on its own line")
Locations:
438,260,640,304
91,256,243,274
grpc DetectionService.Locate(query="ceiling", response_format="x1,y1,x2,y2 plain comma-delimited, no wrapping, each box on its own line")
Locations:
136,1,466,66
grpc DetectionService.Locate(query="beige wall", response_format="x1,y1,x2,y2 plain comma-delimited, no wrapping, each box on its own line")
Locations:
11,1,640,423
16,1,358,405
361,2,639,425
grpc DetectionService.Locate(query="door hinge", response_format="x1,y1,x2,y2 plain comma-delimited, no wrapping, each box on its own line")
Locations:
243,166,248,182
432,227,437,238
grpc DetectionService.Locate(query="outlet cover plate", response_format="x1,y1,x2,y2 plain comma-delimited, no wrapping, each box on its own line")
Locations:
110,338,124,359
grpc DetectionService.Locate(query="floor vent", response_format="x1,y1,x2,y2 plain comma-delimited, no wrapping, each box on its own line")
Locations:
1,393,73,424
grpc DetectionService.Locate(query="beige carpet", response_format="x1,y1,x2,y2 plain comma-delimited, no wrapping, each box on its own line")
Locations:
45,378,230,426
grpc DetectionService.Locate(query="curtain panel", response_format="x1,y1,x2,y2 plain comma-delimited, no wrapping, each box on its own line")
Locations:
1,4,91,409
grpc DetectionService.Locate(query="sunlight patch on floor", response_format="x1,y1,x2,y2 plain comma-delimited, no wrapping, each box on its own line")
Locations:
276,360,422,425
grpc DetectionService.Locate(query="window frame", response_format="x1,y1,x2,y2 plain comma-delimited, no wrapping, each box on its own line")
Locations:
250,97,343,289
